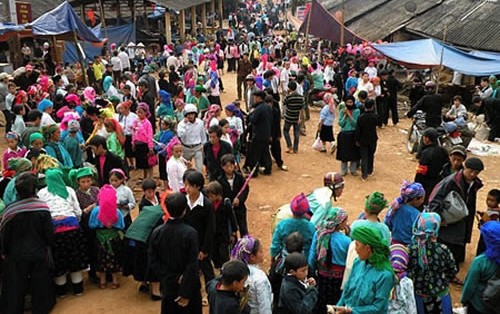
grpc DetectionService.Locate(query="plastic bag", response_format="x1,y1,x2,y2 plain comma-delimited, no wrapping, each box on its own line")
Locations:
312,133,323,151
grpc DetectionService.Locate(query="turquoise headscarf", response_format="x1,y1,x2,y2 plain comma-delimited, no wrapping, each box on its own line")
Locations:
411,212,441,270
103,76,113,93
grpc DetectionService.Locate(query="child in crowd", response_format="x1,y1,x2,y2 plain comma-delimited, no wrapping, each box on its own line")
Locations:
207,260,251,314
89,184,125,290
231,235,273,314
29,132,45,150
203,125,233,181
138,178,160,211
3,132,27,171
476,188,500,255
388,244,417,314
183,169,216,295
219,118,233,147
384,181,425,245
109,168,136,228
166,137,188,192
154,117,175,190
63,120,83,168
104,118,125,159
407,213,457,314
308,207,350,312
318,93,336,153
271,193,316,263
205,181,238,270
278,252,318,314
11,104,26,135
70,167,99,282
217,154,249,236
148,192,202,313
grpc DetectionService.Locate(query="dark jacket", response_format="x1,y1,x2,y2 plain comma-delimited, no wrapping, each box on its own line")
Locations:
203,140,233,181
407,93,444,128
88,151,127,187
429,170,483,245
278,275,318,314
207,278,250,314
354,109,378,146
415,142,449,202
249,101,272,141
184,195,216,255
271,101,282,138
148,219,200,298
217,171,249,211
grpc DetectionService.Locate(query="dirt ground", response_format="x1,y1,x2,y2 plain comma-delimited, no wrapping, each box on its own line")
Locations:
17,71,498,313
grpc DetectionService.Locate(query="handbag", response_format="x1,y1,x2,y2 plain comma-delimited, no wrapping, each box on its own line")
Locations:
441,190,469,224
148,154,158,167
312,132,323,151
482,268,500,314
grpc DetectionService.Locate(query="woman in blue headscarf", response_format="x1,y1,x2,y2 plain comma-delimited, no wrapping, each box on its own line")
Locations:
461,221,500,314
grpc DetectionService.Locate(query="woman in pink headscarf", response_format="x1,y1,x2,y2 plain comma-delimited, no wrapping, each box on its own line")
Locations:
215,43,225,76
83,86,96,104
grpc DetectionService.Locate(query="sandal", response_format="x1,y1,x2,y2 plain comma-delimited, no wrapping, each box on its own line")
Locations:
110,282,120,289
99,283,107,289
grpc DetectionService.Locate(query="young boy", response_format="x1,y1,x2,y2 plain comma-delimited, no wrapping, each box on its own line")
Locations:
217,153,249,236
207,259,250,314
476,188,500,255
205,181,238,270
278,252,318,314
182,169,216,288
149,192,202,314
11,104,26,135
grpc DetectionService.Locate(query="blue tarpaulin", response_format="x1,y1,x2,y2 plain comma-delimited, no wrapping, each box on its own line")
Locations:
372,39,500,76
468,50,500,61
29,1,101,43
64,23,136,64
0,22,25,35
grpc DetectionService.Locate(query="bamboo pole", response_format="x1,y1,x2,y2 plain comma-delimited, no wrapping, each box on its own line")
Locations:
218,0,223,29
436,24,448,94
179,10,186,41
191,6,197,36
202,3,207,35
73,31,88,86
98,0,109,39
165,10,172,44
304,0,313,52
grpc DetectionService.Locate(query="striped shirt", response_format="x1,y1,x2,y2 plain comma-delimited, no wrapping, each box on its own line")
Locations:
283,92,305,123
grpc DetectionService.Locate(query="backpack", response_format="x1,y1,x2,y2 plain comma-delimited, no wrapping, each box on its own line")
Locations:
482,268,500,313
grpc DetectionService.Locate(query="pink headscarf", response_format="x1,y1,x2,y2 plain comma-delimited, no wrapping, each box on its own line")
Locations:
97,184,118,228
166,136,182,160
60,112,80,130
65,93,81,106
83,87,96,103
204,104,221,129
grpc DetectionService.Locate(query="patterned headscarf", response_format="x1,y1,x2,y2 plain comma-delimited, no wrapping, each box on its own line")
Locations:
33,155,59,173
5,131,19,140
390,244,409,279
316,207,348,265
412,212,441,270
45,168,69,199
83,86,96,103
41,124,58,141
137,102,151,118
481,221,500,265
166,136,182,160
351,225,393,274
385,181,425,227
365,191,388,214
7,157,32,173
231,235,257,265
204,104,221,129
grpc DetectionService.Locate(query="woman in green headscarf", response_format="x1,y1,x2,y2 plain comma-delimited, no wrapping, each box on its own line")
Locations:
336,225,394,313
2,157,33,206
308,206,351,312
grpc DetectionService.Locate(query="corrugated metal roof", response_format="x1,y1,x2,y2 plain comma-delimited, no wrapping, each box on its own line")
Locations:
150,0,210,12
405,0,500,52
31,0,69,20
345,0,441,41
320,0,389,22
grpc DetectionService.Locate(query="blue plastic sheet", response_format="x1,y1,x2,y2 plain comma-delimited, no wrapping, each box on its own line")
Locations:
0,22,25,35
372,39,500,76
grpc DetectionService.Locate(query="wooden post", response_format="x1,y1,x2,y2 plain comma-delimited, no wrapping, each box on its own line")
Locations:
98,0,109,39
179,10,186,41
165,10,172,44
436,24,448,94
202,3,207,35
304,1,313,51
218,0,223,29
210,0,215,33
191,6,197,36
73,31,88,86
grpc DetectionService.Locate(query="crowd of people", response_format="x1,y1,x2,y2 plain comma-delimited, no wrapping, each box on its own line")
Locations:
0,1,499,314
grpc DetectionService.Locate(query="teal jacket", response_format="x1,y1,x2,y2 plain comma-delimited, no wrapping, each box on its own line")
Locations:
461,254,498,313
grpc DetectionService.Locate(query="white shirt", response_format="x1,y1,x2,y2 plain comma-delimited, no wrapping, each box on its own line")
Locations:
324,65,335,83
118,51,131,69
125,80,136,98
115,112,138,135
115,184,136,215
166,56,179,70
177,118,207,146
280,69,290,94
186,192,204,210
110,56,122,71
40,112,56,127
167,156,188,192
247,264,273,314
38,187,81,219
221,134,233,147
364,66,378,79
226,116,244,136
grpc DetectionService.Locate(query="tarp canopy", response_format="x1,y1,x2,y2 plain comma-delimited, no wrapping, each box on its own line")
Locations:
64,23,136,64
28,1,101,43
298,0,363,44
468,50,500,61
0,22,25,35
372,39,500,76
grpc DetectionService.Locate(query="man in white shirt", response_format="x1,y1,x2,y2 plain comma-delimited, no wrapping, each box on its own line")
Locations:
118,47,131,72
280,61,290,96
177,104,206,172
166,54,180,71
364,61,378,79
110,50,123,85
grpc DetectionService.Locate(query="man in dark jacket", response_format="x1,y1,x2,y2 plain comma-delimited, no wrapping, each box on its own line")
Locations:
266,94,288,171
407,81,443,128
386,69,401,125
243,91,273,177
87,135,127,187
355,99,378,180
203,125,233,181
414,128,449,204
429,158,484,278
237,53,253,101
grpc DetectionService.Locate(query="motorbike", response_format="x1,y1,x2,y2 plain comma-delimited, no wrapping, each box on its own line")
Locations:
308,85,337,108
407,111,475,154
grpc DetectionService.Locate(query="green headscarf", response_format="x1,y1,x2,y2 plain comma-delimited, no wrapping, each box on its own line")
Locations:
316,207,348,266
29,132,44,145
41,124,58,141
45,168,69,199
8,157,32,174
351,225,394,274
365,191,388,214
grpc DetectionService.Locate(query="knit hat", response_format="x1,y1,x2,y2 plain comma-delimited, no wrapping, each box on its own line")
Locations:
68,120,80,133
290,193,310,216
423,127,438,142
464,157,484,171
390,244,409,276
365,191,388,214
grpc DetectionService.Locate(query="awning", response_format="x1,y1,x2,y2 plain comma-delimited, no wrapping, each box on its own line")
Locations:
150,0,209,12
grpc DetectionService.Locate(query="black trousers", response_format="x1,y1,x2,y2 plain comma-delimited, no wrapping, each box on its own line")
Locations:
234,205,248,236
236,76,246,100
245,139,272,175
2,110,12,133
387,97,399,125
376,98,388,127
199,257,214,291
161,290,202,314
360,142,377,178
270,136,284,168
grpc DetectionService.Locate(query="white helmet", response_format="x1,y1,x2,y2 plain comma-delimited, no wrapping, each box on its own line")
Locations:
183,104,198,116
